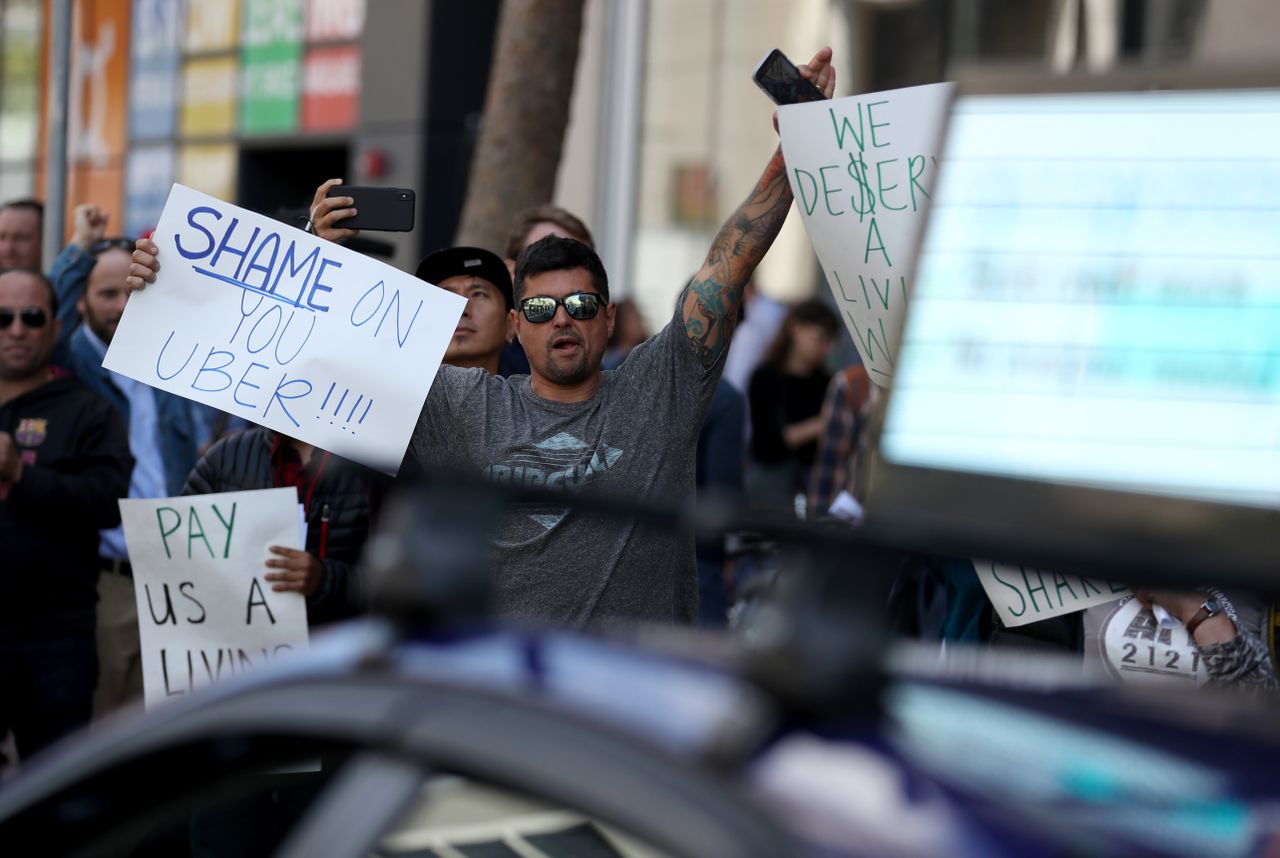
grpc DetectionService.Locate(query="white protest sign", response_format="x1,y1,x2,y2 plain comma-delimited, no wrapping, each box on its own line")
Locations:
104,184,466,473
974,559,1130,628
120,488,308,709
778,82,952,386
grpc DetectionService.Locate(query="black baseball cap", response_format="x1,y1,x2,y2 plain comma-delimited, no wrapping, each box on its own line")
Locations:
414,246,513,308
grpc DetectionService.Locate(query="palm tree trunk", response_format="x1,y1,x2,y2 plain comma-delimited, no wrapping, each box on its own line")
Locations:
455,0,586,252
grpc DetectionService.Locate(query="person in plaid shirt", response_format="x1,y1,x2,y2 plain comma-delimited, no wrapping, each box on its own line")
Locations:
805,365,873,520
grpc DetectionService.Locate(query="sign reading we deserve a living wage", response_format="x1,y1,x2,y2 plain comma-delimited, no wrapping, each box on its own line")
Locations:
104,184,465,473
120,488,307,709
778,82,952,386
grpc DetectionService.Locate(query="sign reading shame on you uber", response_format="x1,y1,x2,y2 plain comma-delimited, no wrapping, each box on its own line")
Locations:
104,184,466,473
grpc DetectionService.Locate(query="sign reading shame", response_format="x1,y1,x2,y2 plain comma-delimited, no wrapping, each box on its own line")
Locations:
120,488,308,709
778,83,952,385
974,559,1130,628
104,184,466,473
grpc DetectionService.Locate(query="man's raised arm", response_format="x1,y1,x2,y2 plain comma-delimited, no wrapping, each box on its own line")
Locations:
680,47,834,367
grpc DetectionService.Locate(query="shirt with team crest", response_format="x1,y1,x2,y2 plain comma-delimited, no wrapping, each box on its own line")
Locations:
413,308,723,629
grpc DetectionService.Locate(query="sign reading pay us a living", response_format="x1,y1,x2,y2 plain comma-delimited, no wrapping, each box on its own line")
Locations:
778,83,952,386
120,488,308,709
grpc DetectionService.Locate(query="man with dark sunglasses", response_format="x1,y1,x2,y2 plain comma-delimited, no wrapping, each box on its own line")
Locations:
130,48,837,630
0,267,132,761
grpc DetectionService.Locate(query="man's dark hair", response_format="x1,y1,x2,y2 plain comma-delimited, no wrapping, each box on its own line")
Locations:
0,267,59,316
514,235,609,304
1,198,44,223
504,205,594,260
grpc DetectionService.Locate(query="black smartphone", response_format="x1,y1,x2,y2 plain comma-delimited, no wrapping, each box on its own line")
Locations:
325,186,416,232
752,48,825,106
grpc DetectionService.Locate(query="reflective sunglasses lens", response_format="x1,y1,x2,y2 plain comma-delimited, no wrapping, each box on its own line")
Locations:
20,309,48,328
522,298,556,323
565,294,599,320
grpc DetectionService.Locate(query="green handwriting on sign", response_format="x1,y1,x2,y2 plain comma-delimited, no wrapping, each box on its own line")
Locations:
974,560,1130,628
155,502,237,559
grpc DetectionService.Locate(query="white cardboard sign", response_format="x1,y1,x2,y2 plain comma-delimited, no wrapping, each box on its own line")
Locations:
103,184,465,473
974,559,1131,628
778,82,953,386
120,488,309,709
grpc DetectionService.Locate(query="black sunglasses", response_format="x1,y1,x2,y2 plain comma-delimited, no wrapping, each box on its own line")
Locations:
0,308,49,329
518,292,603,324
89,237,137,256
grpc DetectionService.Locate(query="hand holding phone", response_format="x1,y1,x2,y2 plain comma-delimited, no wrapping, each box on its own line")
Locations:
323,185,416,233
752,49,827,106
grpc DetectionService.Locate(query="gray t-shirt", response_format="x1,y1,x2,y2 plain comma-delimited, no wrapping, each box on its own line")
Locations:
412,308,722,629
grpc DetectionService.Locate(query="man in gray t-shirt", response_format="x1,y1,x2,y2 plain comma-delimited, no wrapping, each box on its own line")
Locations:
414,290,719,627
414,48,837,629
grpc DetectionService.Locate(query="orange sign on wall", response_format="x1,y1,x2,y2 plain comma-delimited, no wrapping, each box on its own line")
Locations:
39,0,131,241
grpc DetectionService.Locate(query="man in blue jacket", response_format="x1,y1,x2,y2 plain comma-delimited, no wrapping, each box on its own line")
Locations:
52,207,209,715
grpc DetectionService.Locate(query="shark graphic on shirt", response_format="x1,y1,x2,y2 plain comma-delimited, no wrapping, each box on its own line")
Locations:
484,432,625,531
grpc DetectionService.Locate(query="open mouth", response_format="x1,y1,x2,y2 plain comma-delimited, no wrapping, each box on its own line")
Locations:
551,335,582,355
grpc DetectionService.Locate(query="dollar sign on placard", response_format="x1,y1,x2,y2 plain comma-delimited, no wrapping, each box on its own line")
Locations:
846,151,876,222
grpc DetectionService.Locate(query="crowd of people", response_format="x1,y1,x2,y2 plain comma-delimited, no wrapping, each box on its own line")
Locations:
0,47,1274,851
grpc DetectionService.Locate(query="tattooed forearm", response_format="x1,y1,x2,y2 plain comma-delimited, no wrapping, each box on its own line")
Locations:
682,146,794,366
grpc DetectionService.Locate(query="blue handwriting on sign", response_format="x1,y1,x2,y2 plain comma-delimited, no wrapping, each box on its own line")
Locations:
174,205,341,313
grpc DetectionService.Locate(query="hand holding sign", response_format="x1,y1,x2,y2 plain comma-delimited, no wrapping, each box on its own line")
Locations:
264,545,323,595
126,237,160,293
107,184,466,473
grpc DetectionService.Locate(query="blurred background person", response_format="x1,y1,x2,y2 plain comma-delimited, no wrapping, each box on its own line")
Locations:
602,298,648,369
0,199,43,271
746,299,839,513
695,379,746,627
806,364,873,521
723,280,786,398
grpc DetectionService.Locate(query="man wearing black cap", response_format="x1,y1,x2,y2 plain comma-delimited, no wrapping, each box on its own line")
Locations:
414,246,513,376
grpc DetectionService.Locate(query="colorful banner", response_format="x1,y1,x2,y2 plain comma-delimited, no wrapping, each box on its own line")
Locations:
103,185,466,472
305,0,364,42
120,488,308,709
129,0,184,140
124,144,176,237
241,0,303,134
178,143,238,201
301,44,359,131
778,83,953,386
181,56,238,138
184,0,240,53
1,0,42,163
